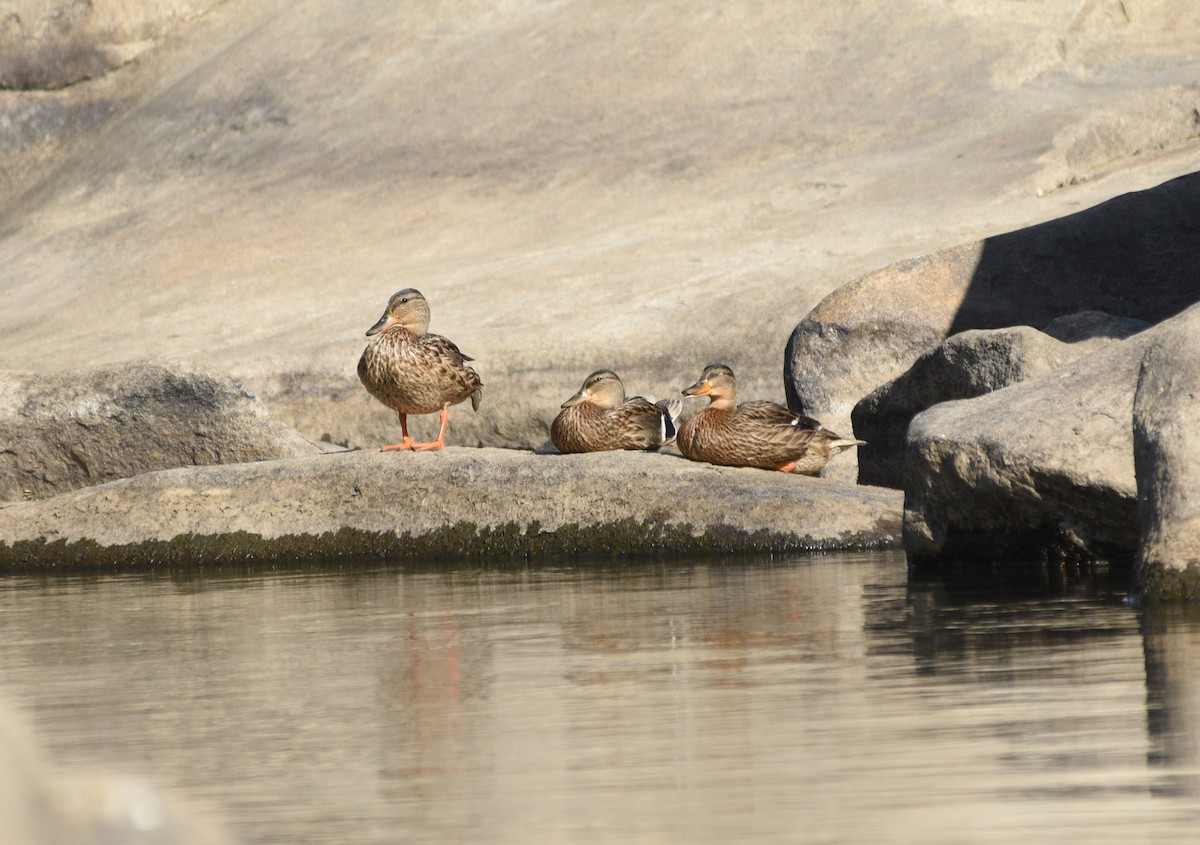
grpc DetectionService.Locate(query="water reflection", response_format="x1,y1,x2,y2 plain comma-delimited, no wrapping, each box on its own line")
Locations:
0,554,1198,844
1142,603,1200,797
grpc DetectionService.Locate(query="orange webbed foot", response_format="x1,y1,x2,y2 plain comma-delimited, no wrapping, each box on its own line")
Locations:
405,406,450,451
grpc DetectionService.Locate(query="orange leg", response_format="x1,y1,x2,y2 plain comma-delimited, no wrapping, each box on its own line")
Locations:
408,405,450,451
776,461,798,473
381,407,452,452
381,412,418,452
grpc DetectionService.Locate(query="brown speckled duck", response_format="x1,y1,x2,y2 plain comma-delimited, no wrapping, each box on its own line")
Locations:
551,370,681,454
677,364,864,474
357,288,483,451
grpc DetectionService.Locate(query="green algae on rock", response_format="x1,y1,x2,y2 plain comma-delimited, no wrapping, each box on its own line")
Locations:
0,519,897,571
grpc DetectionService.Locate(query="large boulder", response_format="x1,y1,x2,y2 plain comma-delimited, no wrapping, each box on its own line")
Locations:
903,302,1200,575
786,171,1200,480
0,448,904,566
854,327,1079,489
0,360,320,502
3,1,1200,459
900,320,1185,567
1133,315,1200,599
852,314,1147,488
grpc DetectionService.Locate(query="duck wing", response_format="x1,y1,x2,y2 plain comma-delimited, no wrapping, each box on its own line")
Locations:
732,409,822,460
420,333,474,366
419,333,484,408
737,401,823,430
615,397,677,448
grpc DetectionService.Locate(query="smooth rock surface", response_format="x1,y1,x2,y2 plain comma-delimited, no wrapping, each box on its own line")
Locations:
2,1,1199,457
0,360,320,503
899,304,1200,565
786,171,1200,480
0,448,903,566
1133,311,1200,599
0,0,219,197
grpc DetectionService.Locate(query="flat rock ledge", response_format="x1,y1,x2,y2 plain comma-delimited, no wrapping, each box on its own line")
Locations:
0,448,903,568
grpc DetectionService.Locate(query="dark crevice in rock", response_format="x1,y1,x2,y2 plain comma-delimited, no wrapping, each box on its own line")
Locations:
0,39,123,91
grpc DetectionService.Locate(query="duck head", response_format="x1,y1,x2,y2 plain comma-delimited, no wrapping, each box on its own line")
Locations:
682,364,737,409
366,288,431,337
561,370,626,410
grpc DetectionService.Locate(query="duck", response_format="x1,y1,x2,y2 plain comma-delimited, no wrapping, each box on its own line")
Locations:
677,364,864,474
357,288,483,451
551,370,681,454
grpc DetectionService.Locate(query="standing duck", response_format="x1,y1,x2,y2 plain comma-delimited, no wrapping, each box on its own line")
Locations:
357,288,483,451
677,364,864,474
551,370,681,453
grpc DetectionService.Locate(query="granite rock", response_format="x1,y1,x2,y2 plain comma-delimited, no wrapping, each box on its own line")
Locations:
900,329,1167,566
1133,310,1200,599
0,360,321,503
0,448,904,567
853,327,1079,488
786,172,1200,481
3,2,1199,459
852,314,1148,488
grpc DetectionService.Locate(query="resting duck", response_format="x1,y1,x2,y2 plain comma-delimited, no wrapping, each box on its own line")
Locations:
677,364,864,474
357,288,483,451
551,370,681,453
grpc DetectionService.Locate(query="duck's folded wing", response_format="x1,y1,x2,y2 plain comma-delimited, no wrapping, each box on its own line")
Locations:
421,334,475,366
737,401,822,430
619,397,675,447
422,334,484,404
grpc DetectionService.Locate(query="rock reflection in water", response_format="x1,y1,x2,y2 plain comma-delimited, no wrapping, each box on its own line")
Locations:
1142,603,1200,797
0,555,1197,843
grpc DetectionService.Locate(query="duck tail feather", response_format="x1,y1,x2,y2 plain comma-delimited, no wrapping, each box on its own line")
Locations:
656,397,682,443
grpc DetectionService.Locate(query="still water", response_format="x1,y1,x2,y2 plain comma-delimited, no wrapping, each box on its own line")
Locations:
1,551,1199,844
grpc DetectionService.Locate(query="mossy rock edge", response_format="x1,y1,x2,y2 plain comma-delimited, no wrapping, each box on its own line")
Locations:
1133,561,1200,603
0,519,899,571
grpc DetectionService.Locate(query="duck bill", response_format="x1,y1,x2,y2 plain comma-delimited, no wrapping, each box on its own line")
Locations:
561,389,588,409
365,313,396,337
682,380,711,397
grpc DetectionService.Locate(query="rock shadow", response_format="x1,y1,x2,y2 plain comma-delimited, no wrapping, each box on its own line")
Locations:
0,36,116,91
850,169,1200,489
947,170,1200,336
